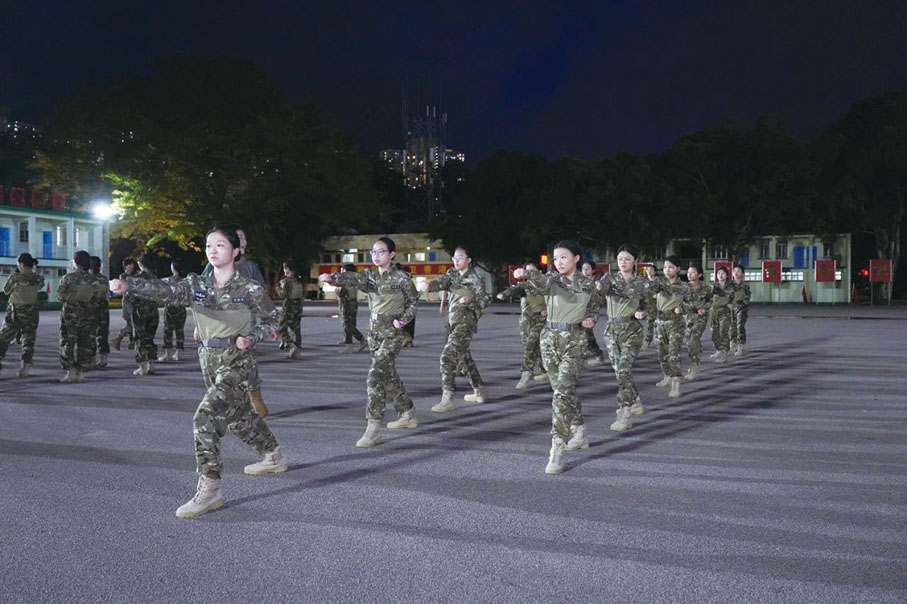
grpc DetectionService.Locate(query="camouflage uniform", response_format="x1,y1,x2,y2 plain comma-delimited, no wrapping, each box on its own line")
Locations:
90,272,110,358
57,268,97,371
161,275,188,351
498,282,546,373
600,273,649,410
277,275,304,348
0,271,44,370
338,284,364,344
684,281,714,365
711,281,738,352
730,279,752,346
650,276,691,379
427,267,490,394
523,270,600,441
644,287,657,348
126,271,279,479
117,271,135,348
330,265,420,420
131,269,160,364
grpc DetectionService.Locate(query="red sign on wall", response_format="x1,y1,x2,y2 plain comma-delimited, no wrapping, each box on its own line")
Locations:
597,263,611,279
714,261,732,281
10,187,25,206
762,261,782,283
870,259,893,283
815,259,836,283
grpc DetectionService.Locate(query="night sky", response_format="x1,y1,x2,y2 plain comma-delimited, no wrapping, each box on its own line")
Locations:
2,1,905,161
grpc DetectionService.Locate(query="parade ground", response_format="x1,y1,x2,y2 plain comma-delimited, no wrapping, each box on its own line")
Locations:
1,303,905,603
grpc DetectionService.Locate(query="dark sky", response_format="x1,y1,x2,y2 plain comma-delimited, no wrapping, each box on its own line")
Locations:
2,1,905,161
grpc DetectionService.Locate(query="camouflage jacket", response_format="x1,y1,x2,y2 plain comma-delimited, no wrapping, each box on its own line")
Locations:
57,268,96,305
278,276,305,300
125,271,276,344
4,271,45,306
684,282,714,314
330,265,419,325
203,258,266,288
498,282,547,316
427,267,491,314
712,281,738,308
523,270,600,325
337,284,359,308
598,273,649,319
90,272,110,309
131,269,160,312
161,275,189,308
648,276,692,314
731,280,751,307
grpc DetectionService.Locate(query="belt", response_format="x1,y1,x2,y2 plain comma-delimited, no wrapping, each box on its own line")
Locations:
609,315,637,324
200,337,237,349
545,321,583,332
370,312,399,324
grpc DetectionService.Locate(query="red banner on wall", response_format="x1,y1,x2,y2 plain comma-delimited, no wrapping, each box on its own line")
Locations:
51,192,66,211
10,187,25,206
815,259,836,283
597,263,611,279
762,261,782,283
870,259,893,283
30,190,45,209
714,261,732,281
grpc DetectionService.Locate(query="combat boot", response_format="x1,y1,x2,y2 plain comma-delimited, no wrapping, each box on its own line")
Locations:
175,476,224,519
59,369,79,383
684,363,700,381
18,362,31,378
287,345,302,360
709,350,720,359
629,398,645,415
610,406,633,432
173,350,182,362
249,390,269,417
514,371,532,390
133,362,150,376
431,391,456,413
584,355,604,368
655,374,671,388
157,349,172,363
97,353,108,368
244,446,288,475
357,338,368,352
545,437,567,474
532,372,549,382
564,424,589,451
339,343,355,354
112,333,123,350
464,387,486,404
356,419,382,447
387,408,418,429
734,344,745,357
668,377,681,398
714,351,728,364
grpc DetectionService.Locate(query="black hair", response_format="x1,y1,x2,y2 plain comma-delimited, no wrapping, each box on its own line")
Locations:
581,259,596,271
89,255,102,273
733,263,745,272
171,258,186,278
283,258,299,273
342,263,356,272
716,265,730,277
664,255,682,268
122,257,137,270
553,240,582,257
206,225,243,262
17,253,36,268
376,236,396,254
73,250,91,270
138,253,153,268
688,262,704,275
617,244,638,259
453,245,470,258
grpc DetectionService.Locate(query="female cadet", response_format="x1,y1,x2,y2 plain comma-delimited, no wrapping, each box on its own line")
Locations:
337,263,367,353
130,254,160,376
514,241,600,475
89,256,110,369
57,250,97,383
497,261,547,389
111,226,286,519
730,264,751,356
710,265,737,364
277,259,305,360
0,253,44,378
682,263,713,381
158,259,188,363
598,245,649,432
647,255,691,399
318,236,420,448
580,260,606,367
419,246,491,413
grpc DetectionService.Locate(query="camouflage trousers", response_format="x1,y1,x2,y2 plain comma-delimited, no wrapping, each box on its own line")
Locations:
194,345,278,479
656,315,685,378
162,305,187,350
711,306,733,352
731,304,748,345
0,304,39,367
365,320,414,421
60,302,96,370
584,325,604,360
92,301,110,356
441,309,483,392
605,319,644,408
645,315,656,345
117,299,134,344
132,303,159,363
540,327,587,441
685,312,709,365
340,300,364,343
518,312,545,373
279,299,302,348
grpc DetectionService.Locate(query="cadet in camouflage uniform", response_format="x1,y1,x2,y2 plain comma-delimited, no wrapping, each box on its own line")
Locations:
420,247,491,412
112,226,286,519
710,265,737,363
598,245,650,432
112,258,137,350
158,259,188,363
497,261,547,389
130,254,160,375
0,253,44,378
88,256,110,369
641,266,657,353
319,236,420,448
730,264,752,356
337,263,366,353
277,259,304,359
647,255,691,398
57,251,97,383
682,263,713,381
580,261,606,367
515,241,601,475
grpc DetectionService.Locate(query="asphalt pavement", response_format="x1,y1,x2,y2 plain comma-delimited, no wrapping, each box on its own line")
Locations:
1,302,905,603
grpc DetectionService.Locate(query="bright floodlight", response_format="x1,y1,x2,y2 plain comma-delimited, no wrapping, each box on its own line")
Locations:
91,201,116,220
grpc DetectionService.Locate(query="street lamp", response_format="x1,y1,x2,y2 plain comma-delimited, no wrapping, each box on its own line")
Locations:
90,201,117,220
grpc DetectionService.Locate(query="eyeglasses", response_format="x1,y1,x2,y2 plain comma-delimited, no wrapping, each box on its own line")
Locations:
452,255,468,261
370,249,390,256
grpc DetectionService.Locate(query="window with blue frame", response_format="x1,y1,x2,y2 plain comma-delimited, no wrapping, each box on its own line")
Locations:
42,231,53,258
0,228,10,256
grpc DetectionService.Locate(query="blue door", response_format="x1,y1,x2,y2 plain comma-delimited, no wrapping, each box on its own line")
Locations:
42,231,53,258
0,228,10,256
738,252,749,268
793,246,805,268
